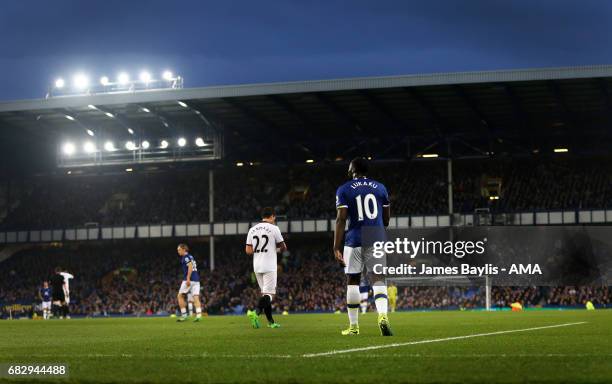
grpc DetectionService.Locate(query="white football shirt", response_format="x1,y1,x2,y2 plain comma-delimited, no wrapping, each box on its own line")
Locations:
246,222,284,273
60,272,74,294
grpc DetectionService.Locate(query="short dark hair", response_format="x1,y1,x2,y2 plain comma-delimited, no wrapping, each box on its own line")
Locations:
54,267,61,273
178,243,189,252
350,157,369,175
261,207,275,219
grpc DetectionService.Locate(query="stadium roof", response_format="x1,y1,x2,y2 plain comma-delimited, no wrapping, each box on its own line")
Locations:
2,64,612,172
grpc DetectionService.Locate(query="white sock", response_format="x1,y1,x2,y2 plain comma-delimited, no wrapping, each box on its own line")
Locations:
373,285,388,315
188,302,193,316
196,307,202,318
180,308,187,317
360,292,368,313
347,285,360,326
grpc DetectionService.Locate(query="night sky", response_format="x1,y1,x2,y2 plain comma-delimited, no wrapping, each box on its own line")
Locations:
1,0,611,100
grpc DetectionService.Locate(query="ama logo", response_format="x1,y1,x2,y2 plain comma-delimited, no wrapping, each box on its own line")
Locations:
509,264,542,274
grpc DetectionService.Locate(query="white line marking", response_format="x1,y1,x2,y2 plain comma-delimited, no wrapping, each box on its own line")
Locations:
302,321,588,358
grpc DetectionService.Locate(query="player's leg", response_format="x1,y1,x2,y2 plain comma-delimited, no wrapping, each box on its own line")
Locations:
365,247,392,336
187,293,194,316
389,296,396,312
342,246,362,335
359,286,369,314
177,282,189,322
260,272,279,327
64,296,71,319
191,283,202,322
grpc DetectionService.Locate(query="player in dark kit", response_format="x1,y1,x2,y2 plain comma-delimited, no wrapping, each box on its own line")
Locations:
176,244,203,322
334,157,392,336
39,281,52,319
50,267,68,319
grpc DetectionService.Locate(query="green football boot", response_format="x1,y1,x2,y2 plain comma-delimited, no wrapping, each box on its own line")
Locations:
247,310,260,329
341,325,360,335
193,317,202,322
267,323,281,329
176,315,188,322
377,314,393,336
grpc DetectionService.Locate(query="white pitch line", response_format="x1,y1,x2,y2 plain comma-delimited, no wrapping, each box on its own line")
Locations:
302,321,587,358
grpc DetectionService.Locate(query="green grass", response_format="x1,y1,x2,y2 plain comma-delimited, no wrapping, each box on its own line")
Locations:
1,310,611,383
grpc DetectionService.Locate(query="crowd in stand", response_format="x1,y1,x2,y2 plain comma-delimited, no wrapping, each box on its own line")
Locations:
1,156,611,230
0,239,609,319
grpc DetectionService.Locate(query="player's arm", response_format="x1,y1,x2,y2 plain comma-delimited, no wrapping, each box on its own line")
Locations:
383,205,390,227
382,186,391,227
245,229,254,255
274,227,287,253
333,207,348,265
186,261,193,286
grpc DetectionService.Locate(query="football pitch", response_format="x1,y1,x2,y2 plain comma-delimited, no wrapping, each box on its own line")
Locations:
1,310,611,383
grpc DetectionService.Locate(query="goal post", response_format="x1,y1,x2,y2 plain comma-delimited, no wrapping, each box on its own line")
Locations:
387,275,493,311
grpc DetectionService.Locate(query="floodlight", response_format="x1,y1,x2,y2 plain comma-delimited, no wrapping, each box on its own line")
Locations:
162,71,173,81
105,112,114,118
73,73,89,90
55,78,65,89
236,162,244,167
554,148,569,153
139,71,152,83
104,141,115,151
87,104,97,110
178,101,188,108
65,115,75,121
118,72,130,85
62,142,76,156
177,137,187,147
305,159,314,163
141,140,150,149
86,129,95,137
195,137,206,147
100,76,110,86
422,153,439,158
125,141,136,150
141,107,151,113
160,140,169,149
83,142,96,153
127,128,134,135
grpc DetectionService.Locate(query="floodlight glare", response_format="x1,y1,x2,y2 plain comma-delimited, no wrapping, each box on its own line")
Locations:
83,142,96,153
65,115,75,121
139,71,152,83
125,141,136,150
100,76,110,86
62,142,76,156
73,73,89,90
141,140,150,149
195,137,206,147
55,78,65,89
141,107,151,113
104,141,115,152
86,129,95,137
160,140,169,149
118,72,130,85
162,71,173,81
177,137,187,147
178,101,188,108
105,112,114,118
127,128,134,135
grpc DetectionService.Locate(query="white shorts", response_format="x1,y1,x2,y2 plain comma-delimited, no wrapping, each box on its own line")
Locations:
344,246,385,275
255,272,277,295
179,281,201,296
187,293,194,302
42,301,51,310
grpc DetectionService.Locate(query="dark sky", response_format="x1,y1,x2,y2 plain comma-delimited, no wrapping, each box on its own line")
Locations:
1,0,611,100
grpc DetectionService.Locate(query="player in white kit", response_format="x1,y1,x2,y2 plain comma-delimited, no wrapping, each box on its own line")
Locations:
245,207,287,329
60,270,74,319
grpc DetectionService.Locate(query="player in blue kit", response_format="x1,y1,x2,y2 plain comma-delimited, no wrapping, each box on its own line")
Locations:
333,157,392,336
39,281,52,320
176,243,203,322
